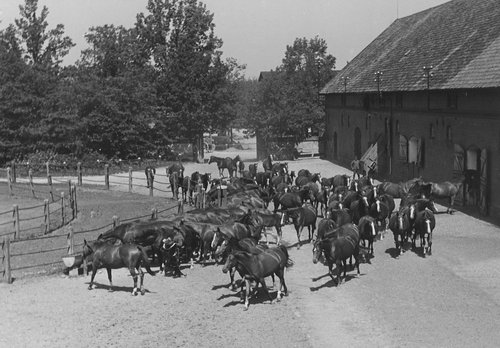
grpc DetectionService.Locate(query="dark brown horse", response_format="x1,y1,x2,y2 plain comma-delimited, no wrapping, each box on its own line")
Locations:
312,234,360,286
287,204,317,248
412,209,436,256
222,245,293,310
209,155,240,177
388,205,416,257
83,239,155,295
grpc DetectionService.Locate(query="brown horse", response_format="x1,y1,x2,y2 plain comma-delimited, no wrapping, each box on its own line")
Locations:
83,239,155,295
209,155,240,177
427,177,464,214
312,234,360,286
222,245,293,310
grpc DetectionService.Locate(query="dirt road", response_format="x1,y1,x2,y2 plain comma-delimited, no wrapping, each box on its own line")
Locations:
1,151,500,347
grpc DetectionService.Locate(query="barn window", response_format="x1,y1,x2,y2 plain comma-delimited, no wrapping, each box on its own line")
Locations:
409,136,425,167
429,124,435,139
446,125,452,141
399,135,408,162
395,120,400,133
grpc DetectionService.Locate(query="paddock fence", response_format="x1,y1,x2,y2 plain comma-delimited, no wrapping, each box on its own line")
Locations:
0,202,183,284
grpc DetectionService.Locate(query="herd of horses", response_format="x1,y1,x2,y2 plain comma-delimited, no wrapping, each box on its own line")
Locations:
82,153,464,309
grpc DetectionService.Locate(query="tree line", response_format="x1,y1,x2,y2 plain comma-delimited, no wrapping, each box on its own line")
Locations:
0,0,337,166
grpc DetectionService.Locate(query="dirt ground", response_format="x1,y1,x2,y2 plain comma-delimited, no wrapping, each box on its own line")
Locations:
1,149,500,347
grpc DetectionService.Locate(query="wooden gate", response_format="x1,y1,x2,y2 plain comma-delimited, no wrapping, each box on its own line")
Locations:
479,149,489,216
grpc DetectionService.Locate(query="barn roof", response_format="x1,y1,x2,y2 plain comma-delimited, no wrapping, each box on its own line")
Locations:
321,0,500,94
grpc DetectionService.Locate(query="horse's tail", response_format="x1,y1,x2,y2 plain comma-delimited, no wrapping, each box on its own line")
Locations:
278,245,294,269
137,246,156,276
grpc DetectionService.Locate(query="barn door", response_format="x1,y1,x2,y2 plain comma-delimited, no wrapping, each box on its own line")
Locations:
453,144,465,205
479,149,489,216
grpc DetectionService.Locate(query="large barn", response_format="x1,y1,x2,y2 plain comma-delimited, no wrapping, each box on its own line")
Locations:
320,0,500,219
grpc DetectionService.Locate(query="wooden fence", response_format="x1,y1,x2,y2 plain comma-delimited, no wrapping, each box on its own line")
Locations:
0,203,182,284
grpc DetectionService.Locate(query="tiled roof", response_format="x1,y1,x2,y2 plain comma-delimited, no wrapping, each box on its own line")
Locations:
321,0,500,94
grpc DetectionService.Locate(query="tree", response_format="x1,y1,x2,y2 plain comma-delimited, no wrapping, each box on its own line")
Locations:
237,36,337,151
14,0,74,68
136,0,244,146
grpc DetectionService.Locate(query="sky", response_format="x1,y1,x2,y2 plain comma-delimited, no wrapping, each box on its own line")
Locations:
0,0,450,79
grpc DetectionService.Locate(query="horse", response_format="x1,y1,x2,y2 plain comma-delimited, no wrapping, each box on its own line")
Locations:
169,170,184,199
145,166,156,188
413,209,436,256
287,204,317,248
271,162,288,176
377,177,423,198
251,209,284,245
388,205,416,257
83,239,156,295
295,172,321,187
217,236,271,291
369,196,390,233
273,189,310,213
312,234,360,286
176,220,219,264
427,178,464,214
262,154,273,172
222,245,293,310
209,155,240,177
358,215,378,256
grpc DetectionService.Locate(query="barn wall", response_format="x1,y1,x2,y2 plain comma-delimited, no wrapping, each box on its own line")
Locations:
323,87,500,220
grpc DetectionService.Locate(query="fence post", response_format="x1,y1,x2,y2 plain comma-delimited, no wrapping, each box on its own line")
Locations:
29,169,35,198
77,162,82,186
7,167,13,196
12,205,20,240
113,215,120,228
128,166,133,192
11,160,16,183
48,175,54,202
151,208,157,220
44,199,50,234
105,164,109,189
46,161,50,178
72,184,78,219
187,179,192,204
4,238,12,284
67,223,74,255
61,192,65,227
148,169,154,197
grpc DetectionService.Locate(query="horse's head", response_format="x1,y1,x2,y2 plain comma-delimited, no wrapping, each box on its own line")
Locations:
222,252,237,273
82,239,94,258
312,239,324,264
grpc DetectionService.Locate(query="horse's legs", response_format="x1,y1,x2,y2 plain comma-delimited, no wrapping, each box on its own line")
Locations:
243,278,251,310
258,277,273,304
428,231,433,255
88,266,98,290
276,226,282,246
295,225,302,249
106,268,113,291
229,266,237,290
139,267,146,295
130,268,138,296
